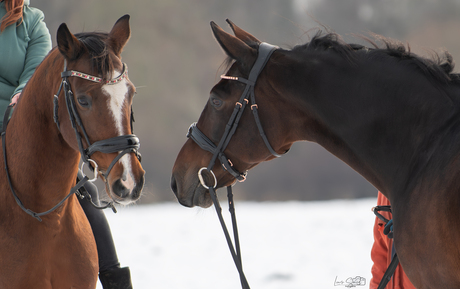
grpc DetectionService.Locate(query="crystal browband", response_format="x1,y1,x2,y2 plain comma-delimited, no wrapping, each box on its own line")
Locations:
67,63,128,85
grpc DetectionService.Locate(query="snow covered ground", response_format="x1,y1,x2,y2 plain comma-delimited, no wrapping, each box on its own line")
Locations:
98,198,377,289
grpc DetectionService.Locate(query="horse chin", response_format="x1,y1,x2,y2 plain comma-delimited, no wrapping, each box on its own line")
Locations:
176,184,213,208
193,186,213,208
176,176,236,208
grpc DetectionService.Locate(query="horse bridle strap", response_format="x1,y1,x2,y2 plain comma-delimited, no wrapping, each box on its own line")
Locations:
187,122,245,181
54,60,141,179
187,42,280,289
85,134,140,178
1,105,91,221
62,62,128,84
187,42,281,183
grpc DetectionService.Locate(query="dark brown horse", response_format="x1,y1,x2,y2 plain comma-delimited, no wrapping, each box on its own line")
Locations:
171,20,460,288
0,15,145,288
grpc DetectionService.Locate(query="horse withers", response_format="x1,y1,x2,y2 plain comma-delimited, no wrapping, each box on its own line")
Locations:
0,15,144,288
171,20,460,288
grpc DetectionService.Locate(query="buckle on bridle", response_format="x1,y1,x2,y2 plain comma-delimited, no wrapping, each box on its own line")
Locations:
81,159,99,182
237,174,247,182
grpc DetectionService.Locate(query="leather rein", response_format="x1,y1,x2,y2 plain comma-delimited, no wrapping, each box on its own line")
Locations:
186,42,282,289
1,60,141,221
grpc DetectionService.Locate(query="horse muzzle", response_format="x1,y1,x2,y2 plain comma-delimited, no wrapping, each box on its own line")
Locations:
110,173,144,205
106,156,145,205
170,169,214,208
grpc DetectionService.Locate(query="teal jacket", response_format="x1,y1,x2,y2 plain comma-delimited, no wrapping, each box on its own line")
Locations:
0,0,51,125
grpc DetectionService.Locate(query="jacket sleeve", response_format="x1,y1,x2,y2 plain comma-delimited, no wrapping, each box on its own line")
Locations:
12,7,51,98
369,192,391,289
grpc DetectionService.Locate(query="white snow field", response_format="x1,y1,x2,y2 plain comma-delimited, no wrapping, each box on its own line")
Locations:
97,198,377,289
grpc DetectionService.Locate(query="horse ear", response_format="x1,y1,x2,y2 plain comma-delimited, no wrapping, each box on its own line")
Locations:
211,21,255,65
57,23,84,61
226,19,260,45
109,14,131,57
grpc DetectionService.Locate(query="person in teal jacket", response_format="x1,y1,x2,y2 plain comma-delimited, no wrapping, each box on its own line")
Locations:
0,1,133,288
0,0,51,125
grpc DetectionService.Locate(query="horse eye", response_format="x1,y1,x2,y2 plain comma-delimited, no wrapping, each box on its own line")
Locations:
77,96,91,108
210,97,222,108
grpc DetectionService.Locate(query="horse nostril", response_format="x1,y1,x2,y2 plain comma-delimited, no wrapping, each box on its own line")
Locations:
131,175,144,201
112,179,130,199
171,176,178,196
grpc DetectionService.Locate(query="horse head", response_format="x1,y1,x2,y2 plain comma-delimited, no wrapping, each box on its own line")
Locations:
171,20,295,208
56,15,145,205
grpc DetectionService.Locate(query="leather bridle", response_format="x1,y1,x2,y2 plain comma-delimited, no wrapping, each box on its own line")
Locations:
54,60,141,179
187,42,282,187
186,42,283,289
1,60,141,221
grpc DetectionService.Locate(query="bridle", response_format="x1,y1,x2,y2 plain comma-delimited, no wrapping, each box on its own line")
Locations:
186,42,283,289
187,42,282,185
54,60,141,180
1,59,141,221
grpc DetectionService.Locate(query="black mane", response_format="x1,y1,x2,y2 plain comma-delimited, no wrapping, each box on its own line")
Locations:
293,30,460,85
74,32,114,80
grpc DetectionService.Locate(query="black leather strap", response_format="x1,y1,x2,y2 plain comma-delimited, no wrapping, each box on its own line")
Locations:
209,186,250,289
187,123,246,181
187,42,281,289
86,135,139,156
2,105,90,221
377,253,399,289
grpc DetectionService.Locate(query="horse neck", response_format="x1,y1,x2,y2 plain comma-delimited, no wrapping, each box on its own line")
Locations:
272,50,459,200
4,50,81,211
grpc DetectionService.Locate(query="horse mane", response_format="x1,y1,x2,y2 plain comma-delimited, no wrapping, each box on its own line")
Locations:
218,29,460,86
293,30,460,85
74,32,114,80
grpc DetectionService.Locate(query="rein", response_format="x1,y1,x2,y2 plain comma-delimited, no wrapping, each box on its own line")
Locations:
1,105,90,221
1,60,140,221
187,42,280,289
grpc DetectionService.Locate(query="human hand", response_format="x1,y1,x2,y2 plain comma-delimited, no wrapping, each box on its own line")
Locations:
10,93,21,105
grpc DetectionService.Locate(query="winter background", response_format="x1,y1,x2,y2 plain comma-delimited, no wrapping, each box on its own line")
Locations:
96,198,376,289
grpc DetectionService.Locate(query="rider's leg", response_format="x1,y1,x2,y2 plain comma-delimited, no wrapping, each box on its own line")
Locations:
77,170,133,289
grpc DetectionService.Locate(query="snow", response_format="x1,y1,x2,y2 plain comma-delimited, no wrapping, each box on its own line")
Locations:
98,198,377,289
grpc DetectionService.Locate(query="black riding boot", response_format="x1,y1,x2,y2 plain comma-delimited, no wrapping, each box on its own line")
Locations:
99,267,133,289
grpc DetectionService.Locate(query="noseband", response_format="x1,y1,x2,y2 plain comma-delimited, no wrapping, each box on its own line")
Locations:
186,42,281,289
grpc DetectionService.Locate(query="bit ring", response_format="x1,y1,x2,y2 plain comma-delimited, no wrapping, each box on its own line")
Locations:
198,167,217,189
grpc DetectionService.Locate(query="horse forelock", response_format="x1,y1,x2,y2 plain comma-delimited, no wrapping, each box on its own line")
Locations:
74,32,116,81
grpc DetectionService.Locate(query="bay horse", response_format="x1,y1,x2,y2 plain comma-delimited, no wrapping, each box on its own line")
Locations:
171,20,460,288
0,15,145,288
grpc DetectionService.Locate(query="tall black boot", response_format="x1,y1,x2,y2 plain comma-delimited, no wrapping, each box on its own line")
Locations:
99,267,133,289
